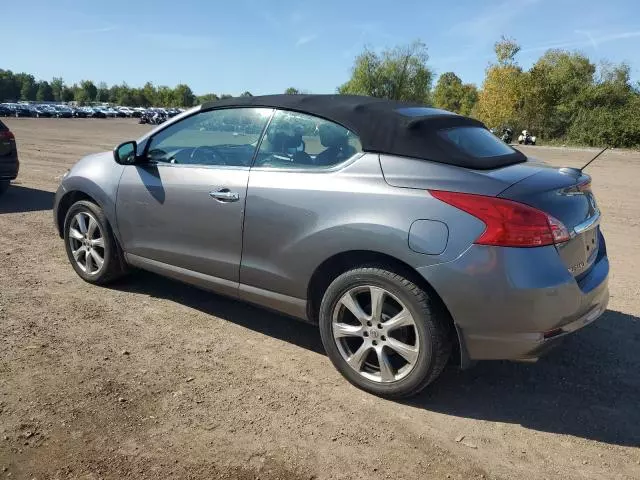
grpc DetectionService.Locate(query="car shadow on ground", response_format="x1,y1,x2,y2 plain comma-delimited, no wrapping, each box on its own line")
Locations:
0,185,54,214
111,271,639,447
410,309,640,448
111,270,325,355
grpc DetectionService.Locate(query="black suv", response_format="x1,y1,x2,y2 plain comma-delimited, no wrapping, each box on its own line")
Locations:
0,120,18,196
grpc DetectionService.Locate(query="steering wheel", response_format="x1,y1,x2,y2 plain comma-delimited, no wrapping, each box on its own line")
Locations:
190,146,225,165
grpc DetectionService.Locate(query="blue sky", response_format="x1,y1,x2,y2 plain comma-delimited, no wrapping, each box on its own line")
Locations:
3,0,639,95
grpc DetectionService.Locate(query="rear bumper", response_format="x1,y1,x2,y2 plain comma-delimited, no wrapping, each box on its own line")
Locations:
418,234,610,362
0,156,19,180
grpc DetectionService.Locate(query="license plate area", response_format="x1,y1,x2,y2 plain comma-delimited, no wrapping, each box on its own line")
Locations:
558,227,599,277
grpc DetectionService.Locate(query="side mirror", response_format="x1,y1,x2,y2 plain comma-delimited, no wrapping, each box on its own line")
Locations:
113,141,139,165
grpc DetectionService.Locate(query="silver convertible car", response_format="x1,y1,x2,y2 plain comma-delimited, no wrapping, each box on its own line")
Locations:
53,95,609,398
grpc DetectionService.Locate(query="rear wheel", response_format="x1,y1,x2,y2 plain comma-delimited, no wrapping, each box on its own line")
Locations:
319,267,451,398
63,200,126,284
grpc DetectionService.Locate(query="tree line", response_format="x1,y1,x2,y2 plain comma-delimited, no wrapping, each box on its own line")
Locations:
0,72,254,108
339,38,640,148
0,68,302,108
2,35,639,147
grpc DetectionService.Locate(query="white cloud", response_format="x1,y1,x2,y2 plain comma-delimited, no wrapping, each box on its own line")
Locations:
296,34,318,47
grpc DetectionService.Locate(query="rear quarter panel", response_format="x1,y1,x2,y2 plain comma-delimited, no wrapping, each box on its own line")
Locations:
240,153,486,300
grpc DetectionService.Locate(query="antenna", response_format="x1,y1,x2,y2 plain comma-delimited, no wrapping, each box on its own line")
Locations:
580,147,608,172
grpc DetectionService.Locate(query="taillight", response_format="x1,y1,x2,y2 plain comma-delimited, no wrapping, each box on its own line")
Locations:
430,190,570,247
0,130,14,141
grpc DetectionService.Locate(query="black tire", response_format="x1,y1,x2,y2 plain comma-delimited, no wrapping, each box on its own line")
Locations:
319,267,451,398
0,181,9,197
63,200,126,284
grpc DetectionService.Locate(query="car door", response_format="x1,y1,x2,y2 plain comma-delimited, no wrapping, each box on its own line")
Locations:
240,109,364,306
116,107,274,290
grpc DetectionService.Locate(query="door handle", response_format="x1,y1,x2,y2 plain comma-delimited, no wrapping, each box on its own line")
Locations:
209,189,240,202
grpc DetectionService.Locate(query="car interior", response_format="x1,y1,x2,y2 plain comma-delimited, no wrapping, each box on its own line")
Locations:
147,110,361,169
255,119,359,168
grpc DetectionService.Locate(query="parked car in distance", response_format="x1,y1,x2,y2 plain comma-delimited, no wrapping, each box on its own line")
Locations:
53,95,609,398
53,105,73,118
0,119,18,196
102,107,121,118
85,107,107,119
0,104,12,117
29,105,52,118
118,107,135,117
11,104,32,117
72,107,88,118
132,107,145,118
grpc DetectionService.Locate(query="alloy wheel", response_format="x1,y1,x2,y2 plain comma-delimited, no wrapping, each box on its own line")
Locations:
68,212,105,275
332,285,420,383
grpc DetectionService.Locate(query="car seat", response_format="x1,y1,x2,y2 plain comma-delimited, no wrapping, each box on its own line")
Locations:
314,123,356,166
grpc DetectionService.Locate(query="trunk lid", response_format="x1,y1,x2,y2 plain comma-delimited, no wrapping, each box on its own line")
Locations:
380,155,549,197
499,166,600,278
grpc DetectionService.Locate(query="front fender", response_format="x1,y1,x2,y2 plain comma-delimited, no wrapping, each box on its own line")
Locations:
54,152,125,241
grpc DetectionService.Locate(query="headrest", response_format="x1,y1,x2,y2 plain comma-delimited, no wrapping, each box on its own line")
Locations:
318,123,349,148
267,130,302,151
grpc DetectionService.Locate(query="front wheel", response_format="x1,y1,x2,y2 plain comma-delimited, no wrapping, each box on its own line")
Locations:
63,200,126,284
319,267,451,398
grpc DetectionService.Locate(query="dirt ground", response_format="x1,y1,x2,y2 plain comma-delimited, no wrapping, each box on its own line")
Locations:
0,118,638,480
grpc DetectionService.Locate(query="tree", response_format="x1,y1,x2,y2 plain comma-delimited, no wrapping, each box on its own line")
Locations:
219,94,233,99
96,82,110,102
520,50,596,138
432,72,478,115
476,38,525,129
494,36,521,66
80,80,98,103
567,62,640,147
18,74,37,101
339,41,433,103
73,84,88,105
460,84,479,117
240,91,253,97
156,86,173,106
51,77,65,102
61,86,74,102
114,83,135,106
0,70,21,101
197,93,219,103
284,87,300,95
172,84,195,107
142,82,157,106
36,81,54,102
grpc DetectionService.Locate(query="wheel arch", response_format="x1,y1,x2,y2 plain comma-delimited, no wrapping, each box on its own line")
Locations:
56,190,100,238
306,250,464,366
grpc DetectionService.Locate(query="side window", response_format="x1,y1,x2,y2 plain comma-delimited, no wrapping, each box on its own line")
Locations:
255,110,362,169
146,108,273,167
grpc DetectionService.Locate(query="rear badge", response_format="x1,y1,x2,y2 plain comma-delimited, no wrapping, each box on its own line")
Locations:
568,261,586,273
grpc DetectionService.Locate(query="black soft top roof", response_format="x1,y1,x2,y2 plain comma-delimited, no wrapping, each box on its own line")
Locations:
203,94,525,170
